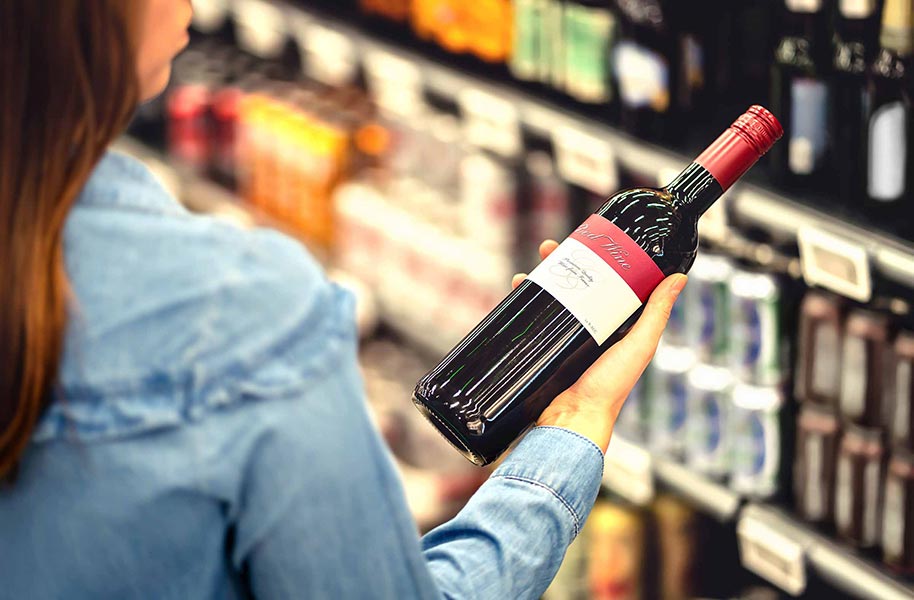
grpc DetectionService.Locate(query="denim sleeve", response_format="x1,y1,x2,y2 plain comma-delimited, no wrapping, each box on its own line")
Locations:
232,367,604,600
422,427,604,599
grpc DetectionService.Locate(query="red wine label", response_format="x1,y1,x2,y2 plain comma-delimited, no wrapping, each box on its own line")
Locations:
527,214,664,345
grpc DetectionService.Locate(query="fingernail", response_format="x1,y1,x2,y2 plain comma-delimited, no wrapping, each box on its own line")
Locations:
669,274,687,297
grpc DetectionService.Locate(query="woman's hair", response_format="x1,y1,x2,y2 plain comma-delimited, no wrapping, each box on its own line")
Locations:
0,1,140,480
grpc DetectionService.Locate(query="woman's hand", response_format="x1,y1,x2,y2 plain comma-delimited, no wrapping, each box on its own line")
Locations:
512,240,687,453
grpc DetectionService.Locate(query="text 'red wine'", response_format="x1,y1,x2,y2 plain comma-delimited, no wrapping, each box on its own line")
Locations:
413,106,783,466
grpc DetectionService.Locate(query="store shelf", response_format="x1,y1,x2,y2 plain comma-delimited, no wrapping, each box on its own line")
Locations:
257,0,914,301
603,435,741,523
739,505,914,599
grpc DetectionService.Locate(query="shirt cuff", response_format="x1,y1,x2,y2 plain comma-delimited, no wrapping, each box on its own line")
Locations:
491,426,604,536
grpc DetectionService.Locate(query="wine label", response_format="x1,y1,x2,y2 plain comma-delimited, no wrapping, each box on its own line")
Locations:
789,78,828,175
883,477,905,560
613,41,670,112
868,101,908,201
895,362,912,443
840,336,867,419
527,214,664,345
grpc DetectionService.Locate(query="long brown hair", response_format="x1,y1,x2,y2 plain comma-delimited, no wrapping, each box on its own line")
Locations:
0,1,140,479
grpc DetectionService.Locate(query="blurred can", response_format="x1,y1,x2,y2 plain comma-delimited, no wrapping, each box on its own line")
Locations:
685,364,733,479
794,403,841,524
835,424,884,549
646,345,696,458
729,383,784,499
729,269,784,386
683,253,733,366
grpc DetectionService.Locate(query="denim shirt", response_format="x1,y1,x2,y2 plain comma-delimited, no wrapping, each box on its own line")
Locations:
0,152,604,599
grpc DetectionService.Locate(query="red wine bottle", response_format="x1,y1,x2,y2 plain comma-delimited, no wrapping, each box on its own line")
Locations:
413,106,783,465
769,0,832,191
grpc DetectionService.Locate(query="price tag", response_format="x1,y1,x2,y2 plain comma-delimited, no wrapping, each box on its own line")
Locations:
458,88,522,159
191,0,229,33
232,0,288,59
290,18,358,87
737,511,807,595
603,436,653,505
553,125,619,195
798,226,872,302
363,48,424,118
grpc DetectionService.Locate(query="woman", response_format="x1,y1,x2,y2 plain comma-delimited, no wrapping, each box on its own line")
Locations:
0,1,687,598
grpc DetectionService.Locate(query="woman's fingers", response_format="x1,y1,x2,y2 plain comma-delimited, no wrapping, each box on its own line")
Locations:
539,239,559,260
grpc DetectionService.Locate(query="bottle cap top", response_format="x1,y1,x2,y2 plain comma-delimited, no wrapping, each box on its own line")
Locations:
730,105,784,156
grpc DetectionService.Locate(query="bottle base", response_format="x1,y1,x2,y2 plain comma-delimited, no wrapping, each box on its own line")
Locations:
411,394,490,467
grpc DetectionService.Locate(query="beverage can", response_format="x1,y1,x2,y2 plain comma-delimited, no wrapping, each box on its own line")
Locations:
729,383,784,499
839,309,892,427
889,331,914,450
683,253,733,365
685,363,733,478
795,291,844,407
646,345,696,458
729,270,784,386
883,446,914,573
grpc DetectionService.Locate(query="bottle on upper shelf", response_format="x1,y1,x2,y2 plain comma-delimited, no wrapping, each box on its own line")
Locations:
831,0,884,211
561,0,618,105
769,0,834,191
863,0,914,236
611,0,710,142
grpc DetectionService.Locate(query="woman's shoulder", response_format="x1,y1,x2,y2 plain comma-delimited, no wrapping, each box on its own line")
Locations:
43,152,358,443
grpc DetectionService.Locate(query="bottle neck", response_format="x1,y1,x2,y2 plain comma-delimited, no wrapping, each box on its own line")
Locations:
665,163,724,217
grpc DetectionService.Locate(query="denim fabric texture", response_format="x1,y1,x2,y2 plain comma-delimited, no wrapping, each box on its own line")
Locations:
0,152,605,599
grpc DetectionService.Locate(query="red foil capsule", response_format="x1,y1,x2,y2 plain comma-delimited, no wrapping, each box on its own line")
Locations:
696,105,784,190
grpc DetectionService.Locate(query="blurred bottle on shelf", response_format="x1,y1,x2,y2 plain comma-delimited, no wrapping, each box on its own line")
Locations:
769,0,833,191
652,494,701,600
883,445,914,572
889,330,914,450
831,0,883,211
863,0,914,236
795,291,845,408
511,0,553,82
562,0,617,105
834,423,885,548
838,309,893,427
795,402,842,523
587,497,658,600
612,0,675,141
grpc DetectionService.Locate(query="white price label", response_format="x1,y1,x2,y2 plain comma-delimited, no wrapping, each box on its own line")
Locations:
232,0,288,59
191,0,229,33
363,48,424,118
553,125,619,195
603,435,653,505
458,88,522,159
738,511,807,595
798,226,872,302
295,20,358,86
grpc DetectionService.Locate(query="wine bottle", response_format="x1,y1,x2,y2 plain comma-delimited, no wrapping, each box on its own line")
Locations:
863,0,914,235
832,0,883,210
413,106,783,465
612,0,677,141
769,0,833,190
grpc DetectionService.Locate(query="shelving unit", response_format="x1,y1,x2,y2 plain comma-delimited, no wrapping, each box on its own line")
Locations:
211,0,914,305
